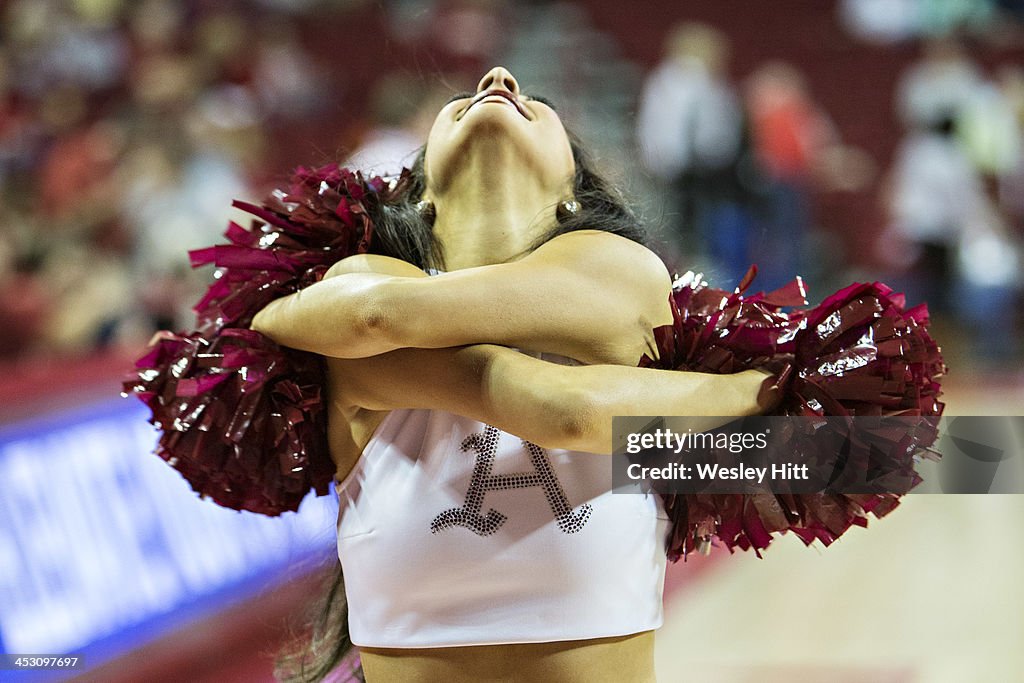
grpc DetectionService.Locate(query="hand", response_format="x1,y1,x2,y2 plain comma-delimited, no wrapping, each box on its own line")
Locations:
753,364,792,414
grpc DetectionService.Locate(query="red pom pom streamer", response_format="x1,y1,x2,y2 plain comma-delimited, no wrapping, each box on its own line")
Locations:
640,267,946,560
124,165,402,515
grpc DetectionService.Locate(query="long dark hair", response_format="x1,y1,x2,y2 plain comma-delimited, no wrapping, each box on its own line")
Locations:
275,130,648,683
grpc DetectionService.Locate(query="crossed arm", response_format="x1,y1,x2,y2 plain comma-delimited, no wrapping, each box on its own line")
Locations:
252,232,768,454
326,343,767,454
251,230,672,366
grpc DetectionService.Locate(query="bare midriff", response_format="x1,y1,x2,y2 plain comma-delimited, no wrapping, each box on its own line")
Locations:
358,630,656,682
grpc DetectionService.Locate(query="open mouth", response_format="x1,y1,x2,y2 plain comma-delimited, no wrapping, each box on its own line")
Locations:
458,89,531,120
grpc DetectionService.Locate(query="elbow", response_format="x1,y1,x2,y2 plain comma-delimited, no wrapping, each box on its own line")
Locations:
250,302,280,340
481,351,606,453
539,377,601,452
325,277,418,358
250,310,267,335
249,280,401,357
349,281,406,352
322,280,402,358
555,403,597,452
354,294,392,341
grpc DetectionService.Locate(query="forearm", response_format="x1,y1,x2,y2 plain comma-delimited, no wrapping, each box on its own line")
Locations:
251,272,407,358
572,365,768,454
581,364,767,421
251,232,672,364
484,350,767,455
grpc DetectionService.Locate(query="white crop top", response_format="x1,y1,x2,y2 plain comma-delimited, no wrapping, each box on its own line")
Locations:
335,406,669,648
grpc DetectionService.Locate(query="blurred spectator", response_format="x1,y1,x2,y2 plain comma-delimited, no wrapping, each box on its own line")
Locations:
896,38,983,130
953,205,1020,364
887,115,984,312
886,113,1021,363
38,238,135,354
841,0,1000,43
958,67,1023,178
993,66,1024,224
744,62,838,291
252,20,329,121
426,0,508,74
36,120,125,223
636,22,751,280
0,48,41,183
127,0,186,53
0,249,51,360
885,37,1024,365
120,134,251,332
840,0,921,44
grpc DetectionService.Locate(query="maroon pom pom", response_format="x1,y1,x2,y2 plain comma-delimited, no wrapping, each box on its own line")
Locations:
123,164,397,515
644,266,946,560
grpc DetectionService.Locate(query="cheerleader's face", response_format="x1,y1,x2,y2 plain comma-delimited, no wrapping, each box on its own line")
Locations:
423,67,575,195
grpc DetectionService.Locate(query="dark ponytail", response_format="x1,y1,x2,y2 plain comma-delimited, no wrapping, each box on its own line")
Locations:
274,562,361,682
366,150,441,271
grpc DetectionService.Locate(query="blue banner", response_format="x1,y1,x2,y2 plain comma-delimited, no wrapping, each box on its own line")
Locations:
0,397,338,679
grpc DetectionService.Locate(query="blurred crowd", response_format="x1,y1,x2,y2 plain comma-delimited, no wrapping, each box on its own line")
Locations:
1,0,1021,368
885,36,1023,363
636,24,855,291
637,12,1024,367
0,0,498,362
0,0,338,360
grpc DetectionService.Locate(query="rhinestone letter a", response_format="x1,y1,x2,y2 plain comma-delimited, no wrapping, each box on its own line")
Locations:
431,425,593,536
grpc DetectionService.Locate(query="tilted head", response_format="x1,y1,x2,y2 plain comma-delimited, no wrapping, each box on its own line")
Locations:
369,67,647,269
422,66,575,200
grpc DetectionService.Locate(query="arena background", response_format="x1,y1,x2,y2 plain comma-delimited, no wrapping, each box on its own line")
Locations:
1,1,1022,681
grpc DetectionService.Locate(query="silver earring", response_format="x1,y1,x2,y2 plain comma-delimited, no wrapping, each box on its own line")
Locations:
557,199,580,221
416,200,436,223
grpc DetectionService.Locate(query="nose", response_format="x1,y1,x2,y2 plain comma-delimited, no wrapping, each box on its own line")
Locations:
476,66,520,95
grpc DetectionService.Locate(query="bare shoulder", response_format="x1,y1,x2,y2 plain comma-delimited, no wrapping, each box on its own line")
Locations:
534,230,670,283
531,230,672,316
